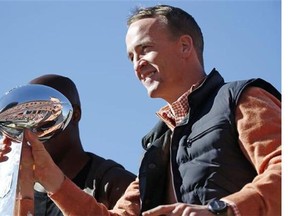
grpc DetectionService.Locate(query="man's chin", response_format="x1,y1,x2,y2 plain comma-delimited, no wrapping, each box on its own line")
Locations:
146,86,161,99
147,91,160,99
147,90,156,98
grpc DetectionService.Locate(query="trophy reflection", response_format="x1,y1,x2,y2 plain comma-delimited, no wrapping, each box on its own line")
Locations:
0,84,73,215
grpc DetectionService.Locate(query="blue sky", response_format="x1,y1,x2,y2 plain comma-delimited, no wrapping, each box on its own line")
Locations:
0,0,281,175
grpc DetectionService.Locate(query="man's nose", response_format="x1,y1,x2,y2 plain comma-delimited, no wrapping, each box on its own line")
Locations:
134,59,147,78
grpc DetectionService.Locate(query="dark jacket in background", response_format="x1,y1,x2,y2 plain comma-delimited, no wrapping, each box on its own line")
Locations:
35,152,136,216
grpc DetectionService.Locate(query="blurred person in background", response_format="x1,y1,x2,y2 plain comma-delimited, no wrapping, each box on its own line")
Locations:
1,74,136,216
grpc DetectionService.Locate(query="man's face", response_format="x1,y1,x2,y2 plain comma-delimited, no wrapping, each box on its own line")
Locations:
126,17,185,103
42,123,71,164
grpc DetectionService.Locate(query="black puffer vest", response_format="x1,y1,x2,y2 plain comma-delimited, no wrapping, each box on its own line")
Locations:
138,69,281,212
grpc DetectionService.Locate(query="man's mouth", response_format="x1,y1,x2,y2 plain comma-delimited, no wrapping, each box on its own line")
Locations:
141,71,156,81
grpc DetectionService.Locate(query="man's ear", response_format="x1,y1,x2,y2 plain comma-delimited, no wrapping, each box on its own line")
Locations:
179,35,193,58
72,105,81,122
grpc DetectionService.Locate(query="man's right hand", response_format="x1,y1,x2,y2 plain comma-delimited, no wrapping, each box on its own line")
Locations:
23,129,65,194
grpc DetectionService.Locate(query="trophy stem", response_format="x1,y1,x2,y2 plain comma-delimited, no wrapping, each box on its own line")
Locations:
0,140,34,216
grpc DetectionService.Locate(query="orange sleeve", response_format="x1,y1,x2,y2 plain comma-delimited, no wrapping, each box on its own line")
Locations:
49,176,140,216
223,87,281,216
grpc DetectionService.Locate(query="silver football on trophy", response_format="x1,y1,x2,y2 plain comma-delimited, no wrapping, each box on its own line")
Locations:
0,84,73,142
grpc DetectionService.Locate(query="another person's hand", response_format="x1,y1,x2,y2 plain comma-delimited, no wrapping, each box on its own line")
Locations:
0,136,12,162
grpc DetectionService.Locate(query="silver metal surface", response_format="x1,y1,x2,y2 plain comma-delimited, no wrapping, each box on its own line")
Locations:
0,140,22,216
0,84,73,215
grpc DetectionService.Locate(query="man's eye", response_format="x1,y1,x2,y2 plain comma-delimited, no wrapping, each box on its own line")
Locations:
142,46,149,52
128,54,134,62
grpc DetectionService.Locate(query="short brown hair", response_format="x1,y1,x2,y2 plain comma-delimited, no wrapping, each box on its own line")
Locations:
127,5,204,66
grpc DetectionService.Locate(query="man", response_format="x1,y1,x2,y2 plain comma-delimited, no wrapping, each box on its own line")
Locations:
1,74,136,215
1,5,281,216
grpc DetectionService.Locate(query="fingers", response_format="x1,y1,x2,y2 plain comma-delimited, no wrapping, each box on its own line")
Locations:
142,204,176,216
0,137,12,162
2,136,12,145
18,133,35,200
0,152,9,162
0,143,11,154
20,139,34,167
24,129,49,158
23,129,65,194
22,129,46,171
20,130,34,171
23,129,43,150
